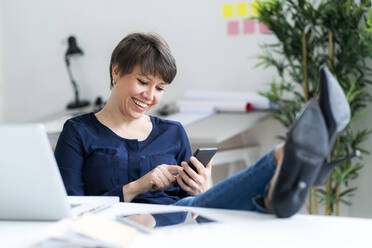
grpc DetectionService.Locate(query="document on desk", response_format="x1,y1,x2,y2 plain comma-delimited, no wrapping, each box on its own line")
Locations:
31,214,137,248
73,214,137,247
68,196,119,218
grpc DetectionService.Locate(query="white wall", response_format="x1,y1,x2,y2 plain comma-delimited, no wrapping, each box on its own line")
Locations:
1,0,277,122
349,84,372,218
0,0,4,122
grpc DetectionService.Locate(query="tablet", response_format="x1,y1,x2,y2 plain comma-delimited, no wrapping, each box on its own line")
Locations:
116,211,217,233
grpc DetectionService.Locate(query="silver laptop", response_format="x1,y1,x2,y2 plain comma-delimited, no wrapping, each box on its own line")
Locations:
0,124,118,221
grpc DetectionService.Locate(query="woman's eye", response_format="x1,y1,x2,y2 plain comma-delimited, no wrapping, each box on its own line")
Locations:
138,79,148,85
156,87,165,91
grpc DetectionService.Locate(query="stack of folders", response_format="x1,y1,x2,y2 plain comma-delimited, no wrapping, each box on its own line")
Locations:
163,90,277,126
178,90,277,113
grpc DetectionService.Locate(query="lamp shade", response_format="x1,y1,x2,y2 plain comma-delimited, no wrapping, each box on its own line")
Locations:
65,36,83,56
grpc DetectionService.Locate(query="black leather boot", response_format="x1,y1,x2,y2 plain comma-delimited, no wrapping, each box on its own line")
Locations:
271,99,329,218
313,66,353,186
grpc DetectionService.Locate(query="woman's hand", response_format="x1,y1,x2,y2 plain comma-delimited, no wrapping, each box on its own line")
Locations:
122,164,182,202
176,156,212,196
140,164,183,192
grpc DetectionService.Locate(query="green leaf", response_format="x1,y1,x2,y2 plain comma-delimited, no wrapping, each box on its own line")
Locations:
351,111,367,122
340,188,357,198
340,199,352,206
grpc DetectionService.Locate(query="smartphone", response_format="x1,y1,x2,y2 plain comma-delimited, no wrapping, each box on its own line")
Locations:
188,147,218,172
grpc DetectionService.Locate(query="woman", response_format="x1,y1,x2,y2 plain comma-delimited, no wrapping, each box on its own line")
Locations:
55,33,351,224
55,33,211,204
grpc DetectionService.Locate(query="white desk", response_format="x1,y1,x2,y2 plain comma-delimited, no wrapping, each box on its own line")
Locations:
1,202,371,248
42,110,268,147
184,112,268,145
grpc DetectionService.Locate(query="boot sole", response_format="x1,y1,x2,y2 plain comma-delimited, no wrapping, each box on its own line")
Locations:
271,100,328,218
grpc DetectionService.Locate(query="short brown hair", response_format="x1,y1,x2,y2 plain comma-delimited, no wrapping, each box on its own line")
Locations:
109,33,177,89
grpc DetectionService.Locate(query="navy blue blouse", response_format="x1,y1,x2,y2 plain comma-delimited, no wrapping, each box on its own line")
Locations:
54,113,192,204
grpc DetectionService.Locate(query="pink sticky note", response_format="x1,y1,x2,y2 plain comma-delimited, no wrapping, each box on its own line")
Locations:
259,22,271,34
243,20,255,34
227,21,239,35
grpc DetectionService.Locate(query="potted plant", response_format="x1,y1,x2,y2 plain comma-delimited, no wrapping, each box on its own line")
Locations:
253,0,372,215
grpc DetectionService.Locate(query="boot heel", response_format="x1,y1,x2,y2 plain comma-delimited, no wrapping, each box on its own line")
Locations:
313,150,360,186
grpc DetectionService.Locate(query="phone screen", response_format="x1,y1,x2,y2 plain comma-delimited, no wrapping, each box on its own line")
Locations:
188,147,218,172
116,211,217,233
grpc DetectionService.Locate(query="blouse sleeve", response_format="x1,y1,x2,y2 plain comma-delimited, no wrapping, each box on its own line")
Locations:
55,120,127,201
54,120,86,195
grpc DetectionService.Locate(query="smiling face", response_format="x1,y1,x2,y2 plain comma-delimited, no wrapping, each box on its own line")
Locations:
111,65,167,120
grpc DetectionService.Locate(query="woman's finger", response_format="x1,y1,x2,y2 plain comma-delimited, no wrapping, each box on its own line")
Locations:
181,161,202,184
167,165,183,175
179,170,199,191
151,174,164,190
157,170,171,189
176,175,193,193
158,165,176,184
189,156,205,174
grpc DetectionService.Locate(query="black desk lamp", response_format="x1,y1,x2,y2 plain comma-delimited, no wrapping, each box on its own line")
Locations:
64,36,90,109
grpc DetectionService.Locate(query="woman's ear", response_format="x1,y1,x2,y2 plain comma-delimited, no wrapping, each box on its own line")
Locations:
111,64,119,79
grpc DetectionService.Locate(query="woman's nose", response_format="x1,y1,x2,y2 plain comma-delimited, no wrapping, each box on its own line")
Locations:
143,87,155,100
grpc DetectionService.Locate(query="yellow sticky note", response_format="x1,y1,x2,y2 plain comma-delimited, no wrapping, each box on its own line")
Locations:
237,2,248,17
73,214,137,247
222,4,234,18
251,1,260,16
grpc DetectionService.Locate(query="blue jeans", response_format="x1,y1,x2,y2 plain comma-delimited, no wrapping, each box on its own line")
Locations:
174,148,277,213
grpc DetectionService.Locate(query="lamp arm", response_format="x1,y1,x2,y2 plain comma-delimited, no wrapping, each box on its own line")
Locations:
64,55,80,103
